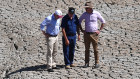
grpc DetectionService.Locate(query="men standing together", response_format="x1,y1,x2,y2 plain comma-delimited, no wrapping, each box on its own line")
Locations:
40,1,105,71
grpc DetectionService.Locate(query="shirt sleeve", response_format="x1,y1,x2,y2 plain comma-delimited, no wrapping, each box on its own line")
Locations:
79,13,85,24
61,17,66,28
75,15,80,25
97,12,106,23
40,17,50,31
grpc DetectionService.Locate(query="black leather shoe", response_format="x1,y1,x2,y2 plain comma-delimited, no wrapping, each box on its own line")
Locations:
48,69,54,72
83,64,89,68
94,64,100,68
53,66,61,69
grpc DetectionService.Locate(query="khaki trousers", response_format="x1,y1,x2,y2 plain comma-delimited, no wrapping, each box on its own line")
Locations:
46,36,58,69
84,33,99,64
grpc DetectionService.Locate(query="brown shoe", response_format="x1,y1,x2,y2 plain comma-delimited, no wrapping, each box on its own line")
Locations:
94,64,100,68
83,63,89,68
70,64,76,67
65,65,71,69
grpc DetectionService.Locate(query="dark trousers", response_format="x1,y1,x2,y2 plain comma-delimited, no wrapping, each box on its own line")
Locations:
62,35,76,66
84,33,99,64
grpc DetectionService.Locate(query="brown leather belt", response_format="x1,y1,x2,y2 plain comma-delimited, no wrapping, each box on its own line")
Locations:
86,32,96,34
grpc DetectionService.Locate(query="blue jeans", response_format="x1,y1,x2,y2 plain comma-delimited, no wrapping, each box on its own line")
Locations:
62,35,76,66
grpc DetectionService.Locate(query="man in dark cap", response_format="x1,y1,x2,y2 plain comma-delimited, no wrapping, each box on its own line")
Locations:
61,7,80,69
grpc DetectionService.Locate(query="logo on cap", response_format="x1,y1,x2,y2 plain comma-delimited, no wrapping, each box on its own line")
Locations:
69,7,75,14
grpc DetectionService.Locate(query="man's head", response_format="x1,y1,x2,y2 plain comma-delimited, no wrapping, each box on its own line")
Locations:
84,1,93,13
54,10,63,19
68,7,75,19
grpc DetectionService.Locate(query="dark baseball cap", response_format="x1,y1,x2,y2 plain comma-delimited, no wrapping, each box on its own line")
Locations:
68,7,75,14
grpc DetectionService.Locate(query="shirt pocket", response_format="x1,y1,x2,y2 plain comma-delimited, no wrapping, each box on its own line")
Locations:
90,16,97,22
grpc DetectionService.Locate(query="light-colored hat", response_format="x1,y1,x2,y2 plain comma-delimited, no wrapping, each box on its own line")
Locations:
84,1,93,8
55,10,63,18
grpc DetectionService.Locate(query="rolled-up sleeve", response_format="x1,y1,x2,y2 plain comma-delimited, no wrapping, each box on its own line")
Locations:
97,12,106,23
75,15,79,25
61,18,66,28
40,17,50,31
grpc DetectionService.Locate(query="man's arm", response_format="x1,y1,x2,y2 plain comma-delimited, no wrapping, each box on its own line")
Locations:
96,23,105,34
41,30,49,37
99,23,105,31
62,28,69,45
40,24,49,37
79,24,85,33
96,12,106,34
40,17,51,37
79,14,85,33
77,25,80,35
77,25,80,41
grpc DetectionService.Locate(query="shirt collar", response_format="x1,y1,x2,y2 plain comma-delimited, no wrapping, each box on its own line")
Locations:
52,14,56,20
92,9,95,13
66,14,75,19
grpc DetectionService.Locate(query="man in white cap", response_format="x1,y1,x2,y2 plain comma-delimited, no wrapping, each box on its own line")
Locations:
40,10,63,72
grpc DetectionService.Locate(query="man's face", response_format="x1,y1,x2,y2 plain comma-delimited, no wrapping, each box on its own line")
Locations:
55,15,60,19
68,13,74,19
85,8,92,13
54,13,62,19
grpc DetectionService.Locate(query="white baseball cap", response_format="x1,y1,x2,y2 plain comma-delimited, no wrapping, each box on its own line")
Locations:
55,10,63,18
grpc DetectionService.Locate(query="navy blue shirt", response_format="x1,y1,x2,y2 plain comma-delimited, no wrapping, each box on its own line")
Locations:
61,14,79,35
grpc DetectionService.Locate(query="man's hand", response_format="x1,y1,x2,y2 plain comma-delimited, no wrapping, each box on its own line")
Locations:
96,23,105,35
95,30,100,35
45,33,49,37
42,31,49,37
65,39,69,46
78,35,80,41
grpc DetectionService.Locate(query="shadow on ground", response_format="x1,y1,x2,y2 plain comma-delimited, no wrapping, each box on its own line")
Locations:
5,65,64,78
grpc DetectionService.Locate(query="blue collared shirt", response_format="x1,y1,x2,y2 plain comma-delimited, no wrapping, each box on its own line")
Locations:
61,14,79,35
40,14,61,35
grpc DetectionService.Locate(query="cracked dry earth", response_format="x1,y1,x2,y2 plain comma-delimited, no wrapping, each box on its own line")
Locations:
0,0,140,79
